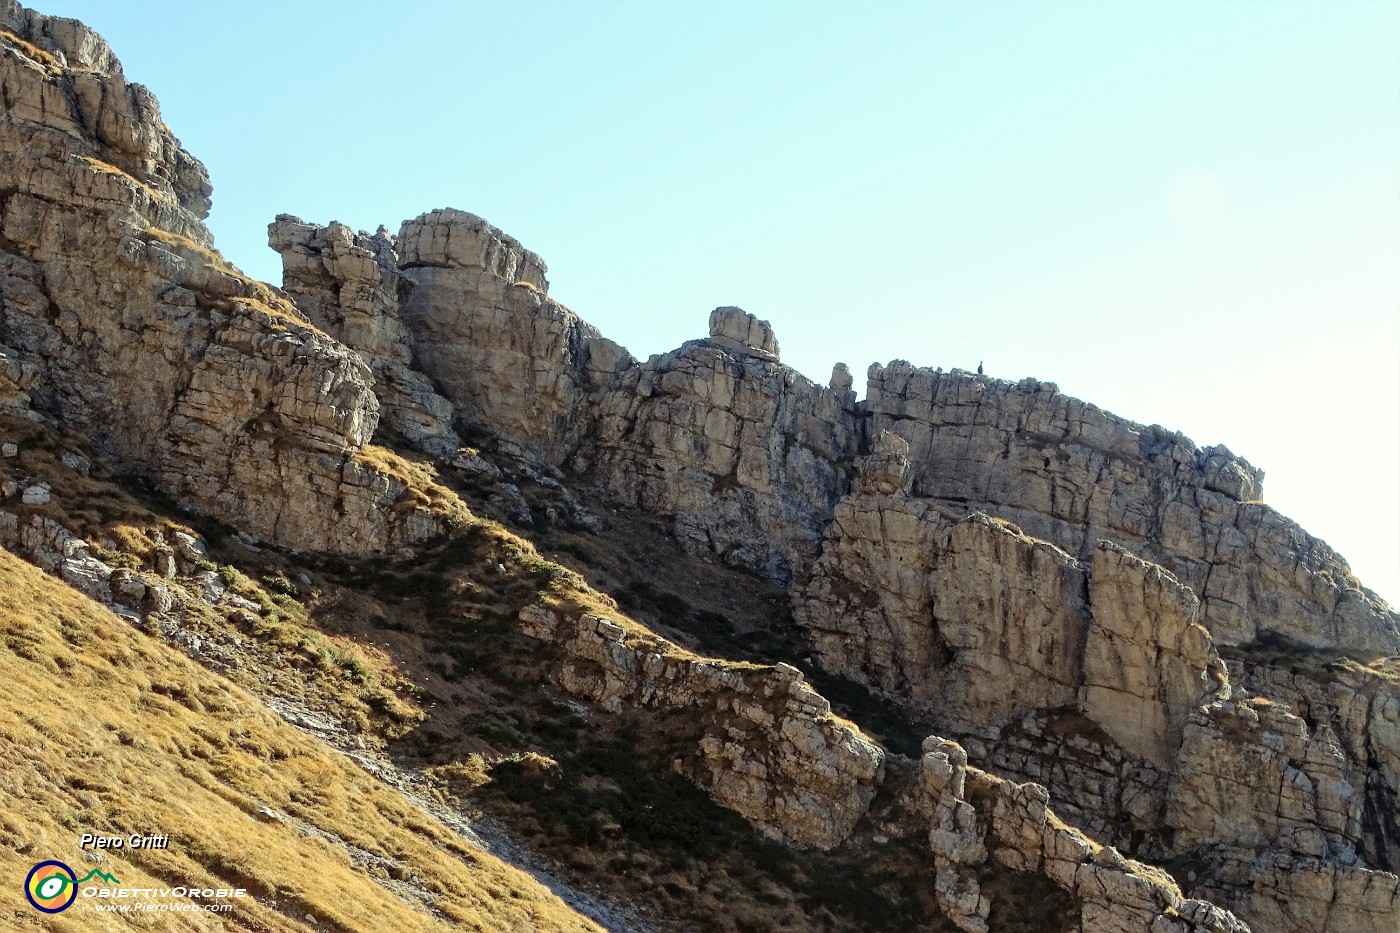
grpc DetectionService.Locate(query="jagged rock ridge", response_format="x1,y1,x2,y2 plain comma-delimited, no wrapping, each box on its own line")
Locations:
2,3,1398,930
0,0,458,556
262,210,1398,930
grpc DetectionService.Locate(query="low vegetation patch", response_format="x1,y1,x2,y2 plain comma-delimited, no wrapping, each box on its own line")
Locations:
1,26,60,70
78,154,172,204
140,228,322,334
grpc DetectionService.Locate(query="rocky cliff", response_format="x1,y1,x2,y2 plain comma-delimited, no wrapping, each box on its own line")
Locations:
0,0,458,556
262,208,1398,929
3,4,1398,931
862,363,1396,656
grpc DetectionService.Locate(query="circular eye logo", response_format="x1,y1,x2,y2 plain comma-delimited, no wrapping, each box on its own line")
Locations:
25,860,77,913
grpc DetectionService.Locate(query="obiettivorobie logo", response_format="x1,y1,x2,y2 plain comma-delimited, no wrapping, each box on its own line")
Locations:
23,858,246,915
23,861,117,913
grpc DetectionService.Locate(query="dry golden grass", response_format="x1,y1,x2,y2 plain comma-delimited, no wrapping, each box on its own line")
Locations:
143,227,229,270
1328,655,1400,686
1045,808,1103,854
0,548,604,932
0,414,196,568
229,294,331,339
352,444,446,492
78,155,172,204
140,229,323,335
351,445,473,523
1,416,438,740
0,27,60,70
2,419,891,927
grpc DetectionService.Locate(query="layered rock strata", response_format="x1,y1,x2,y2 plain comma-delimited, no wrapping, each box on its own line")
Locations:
270,219,859,582
266,202,1398,929
863,362,1397,656
578,316,857,582
395,208,632,464
517,603,885,850
516,593,1256,931
795,437,1230,768
0,2,453,555
270,211,1396,661
266,216,460,456
792,436,1398,928
1165,698,1399,932
907,737,1250,933
5,3,1397,929
1227,656,1400,876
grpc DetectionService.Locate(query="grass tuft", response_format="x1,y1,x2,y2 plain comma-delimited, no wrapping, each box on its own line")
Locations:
0,27,60,70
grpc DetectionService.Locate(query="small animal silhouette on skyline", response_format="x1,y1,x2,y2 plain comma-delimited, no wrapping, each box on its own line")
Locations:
977,361,984,375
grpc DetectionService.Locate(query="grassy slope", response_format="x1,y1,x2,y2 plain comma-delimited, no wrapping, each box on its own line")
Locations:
0,548,603,933
0,413,990,930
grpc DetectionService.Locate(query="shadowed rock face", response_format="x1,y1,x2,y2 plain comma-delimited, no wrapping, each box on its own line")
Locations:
267,215,461,457
517,605,886,850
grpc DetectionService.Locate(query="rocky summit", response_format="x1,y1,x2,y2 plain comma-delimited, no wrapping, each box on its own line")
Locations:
2,4,1398,932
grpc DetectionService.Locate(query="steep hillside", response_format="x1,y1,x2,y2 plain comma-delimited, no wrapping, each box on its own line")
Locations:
2,3,1398,932
0,546,605,932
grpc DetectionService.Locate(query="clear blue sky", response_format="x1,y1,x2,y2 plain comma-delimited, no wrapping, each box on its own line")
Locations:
37,0,1400,604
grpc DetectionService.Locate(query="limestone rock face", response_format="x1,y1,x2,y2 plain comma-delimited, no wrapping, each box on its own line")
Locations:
1166,699,1399,932
862,362,1399,655
0,345,38,412
0,0,210,229
1083,542,1228,765
855,429,914,496
7,5,1399,930
267,215,460,456
906,736,1250,933
579,327,858,582
267,209,868,588
708,306,779,360
271,208,636,465
795,491,1228,770
793,444,1394,927
397,207,548,289
517,605,884,849
1198,849,1399,933
1168,698,1362,858
295,206,866,583
1229,658,1400,876
0,2,453,554
794,492,952,711
395,208,631,463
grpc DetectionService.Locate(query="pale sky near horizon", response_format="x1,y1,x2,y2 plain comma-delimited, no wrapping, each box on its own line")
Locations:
34,0,1400,606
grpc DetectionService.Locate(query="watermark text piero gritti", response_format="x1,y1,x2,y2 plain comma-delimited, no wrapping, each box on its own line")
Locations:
22,832,249,917
80,832,170,850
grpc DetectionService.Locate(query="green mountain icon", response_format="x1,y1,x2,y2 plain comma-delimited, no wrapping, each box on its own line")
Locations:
75,868,121,885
